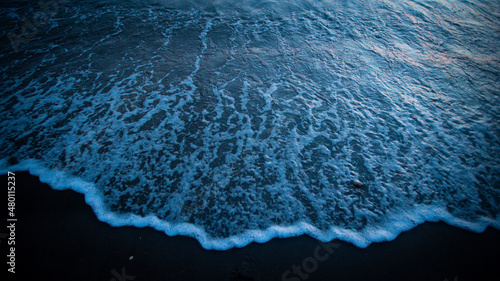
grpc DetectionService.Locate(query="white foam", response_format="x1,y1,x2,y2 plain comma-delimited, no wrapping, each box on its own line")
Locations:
1,159,498,250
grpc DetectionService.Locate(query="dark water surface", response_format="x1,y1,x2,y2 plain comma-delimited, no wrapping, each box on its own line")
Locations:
1,0,499,249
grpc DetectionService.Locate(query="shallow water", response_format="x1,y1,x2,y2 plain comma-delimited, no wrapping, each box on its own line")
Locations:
1,0,499,249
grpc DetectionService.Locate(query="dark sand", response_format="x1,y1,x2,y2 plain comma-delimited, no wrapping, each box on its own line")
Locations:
1,172,499,281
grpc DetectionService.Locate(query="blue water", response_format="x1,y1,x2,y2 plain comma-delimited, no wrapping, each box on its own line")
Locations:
1,0,499,250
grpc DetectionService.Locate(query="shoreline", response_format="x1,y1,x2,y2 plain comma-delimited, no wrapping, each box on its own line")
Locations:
2,171,499,280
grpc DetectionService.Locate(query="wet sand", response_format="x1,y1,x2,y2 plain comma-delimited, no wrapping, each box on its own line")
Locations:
1,172,499,281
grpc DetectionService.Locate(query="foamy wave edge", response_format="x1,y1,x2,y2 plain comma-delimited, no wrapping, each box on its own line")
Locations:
2,158,499,250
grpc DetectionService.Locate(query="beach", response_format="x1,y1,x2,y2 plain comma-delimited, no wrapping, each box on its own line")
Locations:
1,171,499,281
2,1,500,280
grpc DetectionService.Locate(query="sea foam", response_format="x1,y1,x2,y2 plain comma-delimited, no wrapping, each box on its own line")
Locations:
1,159,499,250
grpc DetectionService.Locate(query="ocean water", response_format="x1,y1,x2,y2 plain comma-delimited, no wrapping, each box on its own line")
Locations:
1,0,499,250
